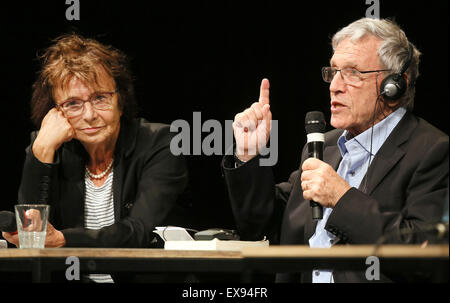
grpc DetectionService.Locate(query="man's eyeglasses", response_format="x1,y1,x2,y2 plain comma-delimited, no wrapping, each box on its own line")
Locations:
56,91,117,118
322,67,391,85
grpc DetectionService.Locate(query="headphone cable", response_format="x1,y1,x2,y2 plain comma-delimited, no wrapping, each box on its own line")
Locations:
361,76,383,194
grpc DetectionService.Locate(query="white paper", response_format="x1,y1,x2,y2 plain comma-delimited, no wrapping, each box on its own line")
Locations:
153,226,194,242
164,239,270,251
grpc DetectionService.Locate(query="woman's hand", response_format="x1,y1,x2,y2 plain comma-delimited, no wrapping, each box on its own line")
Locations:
1,231,18,247
45,221,66,247
32,108,75,163
2,221,66,248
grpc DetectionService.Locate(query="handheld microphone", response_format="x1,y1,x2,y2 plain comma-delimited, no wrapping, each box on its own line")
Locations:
0,211,17,234
305,111,326,221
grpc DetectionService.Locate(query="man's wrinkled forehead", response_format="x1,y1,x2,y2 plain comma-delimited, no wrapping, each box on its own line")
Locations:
330,36,382,67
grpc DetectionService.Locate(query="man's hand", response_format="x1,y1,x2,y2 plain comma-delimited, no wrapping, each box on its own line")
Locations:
301,158,351,208
233,78,272,162
32,108,75,164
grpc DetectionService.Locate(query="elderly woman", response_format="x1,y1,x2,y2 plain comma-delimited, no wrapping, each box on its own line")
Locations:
2,34,189,251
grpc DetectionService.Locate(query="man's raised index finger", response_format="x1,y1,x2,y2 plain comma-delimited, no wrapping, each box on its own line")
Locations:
258,78,270,105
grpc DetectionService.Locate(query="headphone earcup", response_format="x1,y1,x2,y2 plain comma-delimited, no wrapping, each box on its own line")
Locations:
380,74,407,101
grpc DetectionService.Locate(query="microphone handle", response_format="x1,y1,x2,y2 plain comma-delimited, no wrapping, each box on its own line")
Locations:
307,142,323,160
310,201,323,221
307,141,324,221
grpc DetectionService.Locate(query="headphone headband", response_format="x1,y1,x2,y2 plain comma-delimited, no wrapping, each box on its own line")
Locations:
399,43,414,76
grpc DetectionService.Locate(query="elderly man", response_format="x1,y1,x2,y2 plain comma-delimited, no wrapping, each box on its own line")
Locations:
222,18,449,282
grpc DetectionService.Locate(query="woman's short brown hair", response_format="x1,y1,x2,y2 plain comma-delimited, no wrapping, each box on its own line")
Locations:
31,34,138,127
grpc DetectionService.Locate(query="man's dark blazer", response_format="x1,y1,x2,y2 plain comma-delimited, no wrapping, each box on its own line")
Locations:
223,111,449,282
18,117,190,248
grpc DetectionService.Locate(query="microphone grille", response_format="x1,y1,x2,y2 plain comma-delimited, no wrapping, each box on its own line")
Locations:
305,111,326,134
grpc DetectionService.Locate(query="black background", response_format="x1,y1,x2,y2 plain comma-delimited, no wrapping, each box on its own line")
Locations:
0,0,448,233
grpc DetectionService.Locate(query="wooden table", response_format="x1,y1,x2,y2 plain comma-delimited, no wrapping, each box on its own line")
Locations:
242,245,449,280
0,245,447,282
0,248,243,282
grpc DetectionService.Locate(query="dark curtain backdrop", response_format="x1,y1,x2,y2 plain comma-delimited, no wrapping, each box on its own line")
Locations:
1,0,448,231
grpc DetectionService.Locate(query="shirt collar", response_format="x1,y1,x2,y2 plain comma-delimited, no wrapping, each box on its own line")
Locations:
337,107,407,158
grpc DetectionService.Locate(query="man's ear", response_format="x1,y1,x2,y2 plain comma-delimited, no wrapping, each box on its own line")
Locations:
379,93,400,114
404,73,409,87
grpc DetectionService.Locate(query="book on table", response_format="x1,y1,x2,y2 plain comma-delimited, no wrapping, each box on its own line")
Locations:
153,226,269,251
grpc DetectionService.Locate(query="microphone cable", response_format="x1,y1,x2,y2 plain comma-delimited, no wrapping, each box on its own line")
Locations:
361,76,384,194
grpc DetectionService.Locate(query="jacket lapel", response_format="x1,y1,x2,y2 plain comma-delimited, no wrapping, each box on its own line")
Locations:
112,118,139,221
359,147,405,195
112,158,123,222
359,112,416,195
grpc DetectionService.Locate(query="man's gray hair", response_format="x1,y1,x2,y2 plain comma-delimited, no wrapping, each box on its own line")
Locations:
332,18,421,111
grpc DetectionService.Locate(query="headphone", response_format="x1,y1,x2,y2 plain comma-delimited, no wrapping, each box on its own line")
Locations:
380,43,414,101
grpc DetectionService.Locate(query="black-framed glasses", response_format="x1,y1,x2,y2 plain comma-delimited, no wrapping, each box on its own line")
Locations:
56,90,117,118
322,67,391,85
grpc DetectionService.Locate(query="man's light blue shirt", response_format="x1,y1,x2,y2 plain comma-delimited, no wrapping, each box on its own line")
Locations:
309,107,407,283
